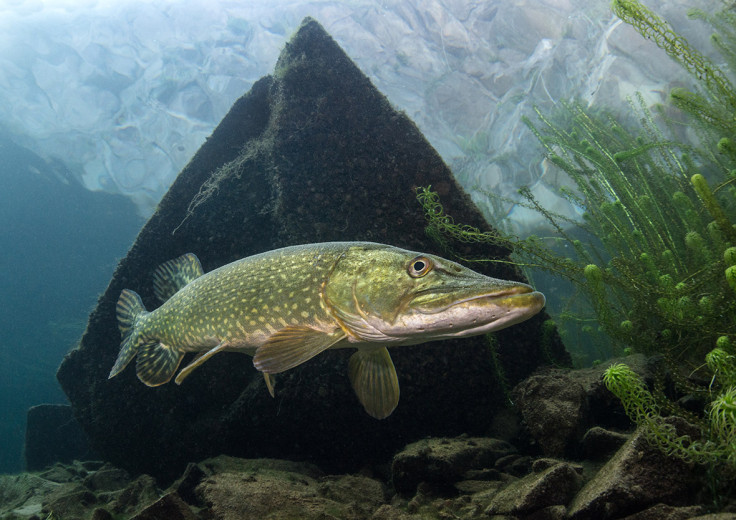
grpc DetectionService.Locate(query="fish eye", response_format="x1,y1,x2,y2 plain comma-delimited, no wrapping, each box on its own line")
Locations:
408,256,432,277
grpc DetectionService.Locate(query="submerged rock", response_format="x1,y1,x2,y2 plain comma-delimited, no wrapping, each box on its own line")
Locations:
620,503,706,520
41,482,98,518
0,425,723,520
483,461,582,516
130,492,197,520
109,474,160,516
512,354,655,458
194,457,386,520
581,426,629,460
56,16,567,482
82,464,130,492
567,417,702,520
0,473,60,519
0,461,158,520
24,404,90,472
391,436,517,494
512,372,588,458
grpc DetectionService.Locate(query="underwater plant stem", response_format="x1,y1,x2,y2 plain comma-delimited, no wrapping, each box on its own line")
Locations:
612,0,736,110
691,174,736,245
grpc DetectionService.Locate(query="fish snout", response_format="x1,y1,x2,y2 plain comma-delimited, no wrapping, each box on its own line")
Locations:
490,282,546,312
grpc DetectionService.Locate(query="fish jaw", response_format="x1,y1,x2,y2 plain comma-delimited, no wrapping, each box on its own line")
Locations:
404,285,546,341
358,282,546,345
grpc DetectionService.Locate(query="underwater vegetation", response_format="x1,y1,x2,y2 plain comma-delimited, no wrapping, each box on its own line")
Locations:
603,358,736,478
604,0,736,482
419,0,736,484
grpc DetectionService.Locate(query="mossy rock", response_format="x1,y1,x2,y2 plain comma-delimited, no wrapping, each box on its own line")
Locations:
56,17,568,482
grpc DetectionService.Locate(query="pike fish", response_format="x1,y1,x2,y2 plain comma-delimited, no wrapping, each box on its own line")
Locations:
109,242,545,419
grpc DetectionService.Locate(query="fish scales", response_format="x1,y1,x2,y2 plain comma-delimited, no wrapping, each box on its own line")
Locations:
146,244,342,352
109,241,546,419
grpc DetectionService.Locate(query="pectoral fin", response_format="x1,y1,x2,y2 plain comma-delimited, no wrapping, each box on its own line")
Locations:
174,342,230,385
348,347,400,419
253,326,346,374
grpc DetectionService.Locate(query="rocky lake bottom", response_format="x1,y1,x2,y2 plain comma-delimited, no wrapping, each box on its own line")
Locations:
3,355,736,520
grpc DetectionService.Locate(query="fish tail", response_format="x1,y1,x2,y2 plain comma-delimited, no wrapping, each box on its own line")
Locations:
108,289,148,379
116,289,146,341
109,289,184,386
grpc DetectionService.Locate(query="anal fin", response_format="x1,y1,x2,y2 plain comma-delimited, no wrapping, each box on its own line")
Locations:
348,347,400,419
175,342,229,385
136,342,184,387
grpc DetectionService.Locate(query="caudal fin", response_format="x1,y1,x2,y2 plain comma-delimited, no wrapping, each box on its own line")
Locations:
116,289,146,341
109,289,148,379
109,288,185,386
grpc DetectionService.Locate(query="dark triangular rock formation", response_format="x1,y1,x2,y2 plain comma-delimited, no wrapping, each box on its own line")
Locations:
57,18,568,482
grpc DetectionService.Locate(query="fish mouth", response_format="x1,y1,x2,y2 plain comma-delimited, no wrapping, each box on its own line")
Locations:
402,284,546,339
450,284,543,307
414,283,545,314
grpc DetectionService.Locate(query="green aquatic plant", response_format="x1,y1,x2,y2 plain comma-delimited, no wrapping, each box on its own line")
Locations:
612,0,736,112
602,363,659,424
421,0,736,367
419,0,736,490
416,185,582,280
419,101,736,366
600,3,736,484
486,333,512,405
603,356,736,476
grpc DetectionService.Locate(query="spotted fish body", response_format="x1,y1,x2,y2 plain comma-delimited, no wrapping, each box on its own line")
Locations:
110,242,545,418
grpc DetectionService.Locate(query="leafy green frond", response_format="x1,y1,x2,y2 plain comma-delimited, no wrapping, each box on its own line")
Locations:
604,360,736,474
418,0,736,488
612,0,736,109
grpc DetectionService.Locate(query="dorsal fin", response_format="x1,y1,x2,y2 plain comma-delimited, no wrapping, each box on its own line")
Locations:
152,253,204,303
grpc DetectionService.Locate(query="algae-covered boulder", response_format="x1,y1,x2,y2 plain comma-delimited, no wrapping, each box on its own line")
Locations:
391,437,517,494
483,461,582,516
190,456,386,520
567,418,702,520
25,404,89,471
56,17,568,482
